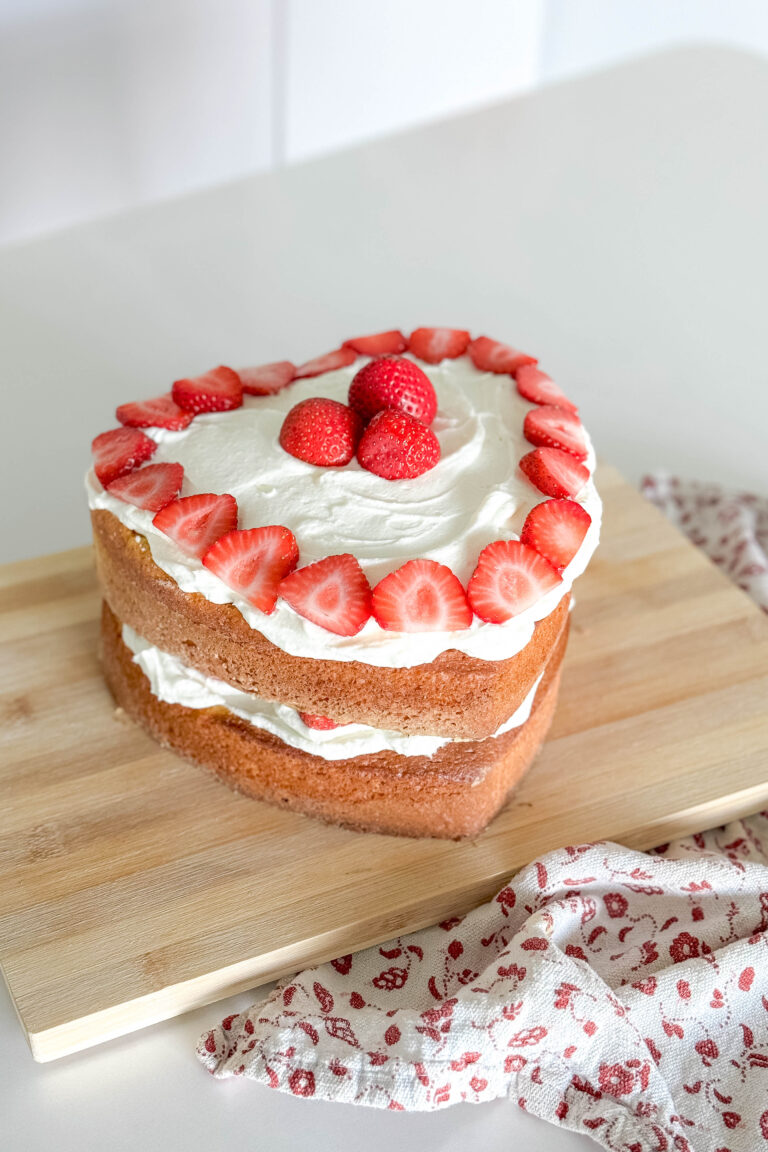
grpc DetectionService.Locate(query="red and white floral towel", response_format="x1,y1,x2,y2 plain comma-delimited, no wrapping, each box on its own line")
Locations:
641,473,768,613
197,476,768,1151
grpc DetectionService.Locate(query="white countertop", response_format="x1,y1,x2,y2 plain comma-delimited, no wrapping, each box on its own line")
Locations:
2,44,767,1152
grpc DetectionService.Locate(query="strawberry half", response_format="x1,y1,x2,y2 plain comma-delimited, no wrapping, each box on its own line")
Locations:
519,447,590,499
468,336,537,375
348,355,437,424
279,397,363,466
106,462,184,512
372,559,471,633
357,409,440,480
116,393,194,431
202,525,299,614
521,499,592,573
515,365,577,412
524,405,588,461
298,712,342,730
294,347,357,379
239,361,296,396
92,427,157,486
152,493,238,559
279,554,372,636
467,540,561,623
343,330,407,356
407,327,470,364
172,366,243,414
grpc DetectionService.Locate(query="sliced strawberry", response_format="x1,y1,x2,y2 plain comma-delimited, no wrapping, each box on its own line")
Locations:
520,499,592,572
519,447,590,499
106,462,184,512
524,405,588,461
372,559,471,633
468,335,537,375
294,347,357,379
91,427,157,486
407,327,470,364
279,554,372,636
152,493,238,559
357,409,440,480
116,393,194,431
343,330,407,356
279,397,363,466
172,366,243,414
298,712,343,730
515,365,577,412
202,526,299,614
348,355,437,424
239,361,296,396
467,540,561,623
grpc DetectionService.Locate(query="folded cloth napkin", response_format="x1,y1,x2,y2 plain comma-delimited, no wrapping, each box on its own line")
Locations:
197,475,768,1151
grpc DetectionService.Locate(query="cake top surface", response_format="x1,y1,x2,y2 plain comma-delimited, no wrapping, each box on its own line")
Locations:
87,331,601,668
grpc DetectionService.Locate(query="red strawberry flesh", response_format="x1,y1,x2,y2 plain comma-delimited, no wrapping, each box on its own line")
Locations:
515,365,577,411
407,327,470,364
105,461,184,512
202,526,299,614
519,447,590,499
279,397,363,467
92,427,157,486
152,493,238,559
524,405,588,461
357,409,440,480
239,361,296,396
343,330,407,356
521,499,591,572
298,712,342,730
348,355,437,424
172,366,243,414
468,335,537,375
372,559,471,632
279,554,372,636
467,540,561,623
116,393,194,431
294,347,357,379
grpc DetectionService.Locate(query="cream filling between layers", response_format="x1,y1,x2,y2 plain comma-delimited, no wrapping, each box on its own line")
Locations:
88,355,601,668
123,624,544,761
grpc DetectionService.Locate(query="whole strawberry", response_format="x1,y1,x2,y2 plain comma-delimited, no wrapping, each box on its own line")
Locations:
348,355,437,424
357,409,440,480
279,397,363,466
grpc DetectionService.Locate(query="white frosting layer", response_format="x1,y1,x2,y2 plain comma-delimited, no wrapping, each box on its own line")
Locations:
88,355,601,668
123,624,543,761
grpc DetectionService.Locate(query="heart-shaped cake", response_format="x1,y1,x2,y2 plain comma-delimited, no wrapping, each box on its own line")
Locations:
87,327,601,837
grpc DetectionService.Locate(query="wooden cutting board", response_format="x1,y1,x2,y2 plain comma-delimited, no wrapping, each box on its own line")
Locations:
2,466,768,1063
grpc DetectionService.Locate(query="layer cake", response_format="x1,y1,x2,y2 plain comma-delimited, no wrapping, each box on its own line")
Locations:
86,328,601,837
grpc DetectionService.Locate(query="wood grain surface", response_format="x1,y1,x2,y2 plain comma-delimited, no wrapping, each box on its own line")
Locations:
2,466,768,1063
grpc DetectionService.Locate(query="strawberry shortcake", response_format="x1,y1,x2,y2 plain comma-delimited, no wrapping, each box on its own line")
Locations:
88,327,601,838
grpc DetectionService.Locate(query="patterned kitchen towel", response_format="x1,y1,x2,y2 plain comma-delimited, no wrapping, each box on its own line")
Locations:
641,472,768,612
197,475,768,1152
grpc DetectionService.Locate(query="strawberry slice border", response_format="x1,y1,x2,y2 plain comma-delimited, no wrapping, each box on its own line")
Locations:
91,331,595,635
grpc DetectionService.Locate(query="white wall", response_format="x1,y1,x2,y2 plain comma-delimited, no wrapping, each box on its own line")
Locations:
540,0,768,79
0,0,275,243
281,0,545,161
1,0,768,244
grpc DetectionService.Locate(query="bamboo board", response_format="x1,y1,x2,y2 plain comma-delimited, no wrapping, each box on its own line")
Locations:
2,466,768,1063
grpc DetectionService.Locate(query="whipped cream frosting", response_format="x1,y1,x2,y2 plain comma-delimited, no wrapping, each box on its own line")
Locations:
123,624,543,761
87,355,601,668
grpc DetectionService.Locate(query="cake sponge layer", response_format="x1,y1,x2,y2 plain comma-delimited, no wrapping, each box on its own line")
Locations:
101,601,566,839
93,509,570,740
